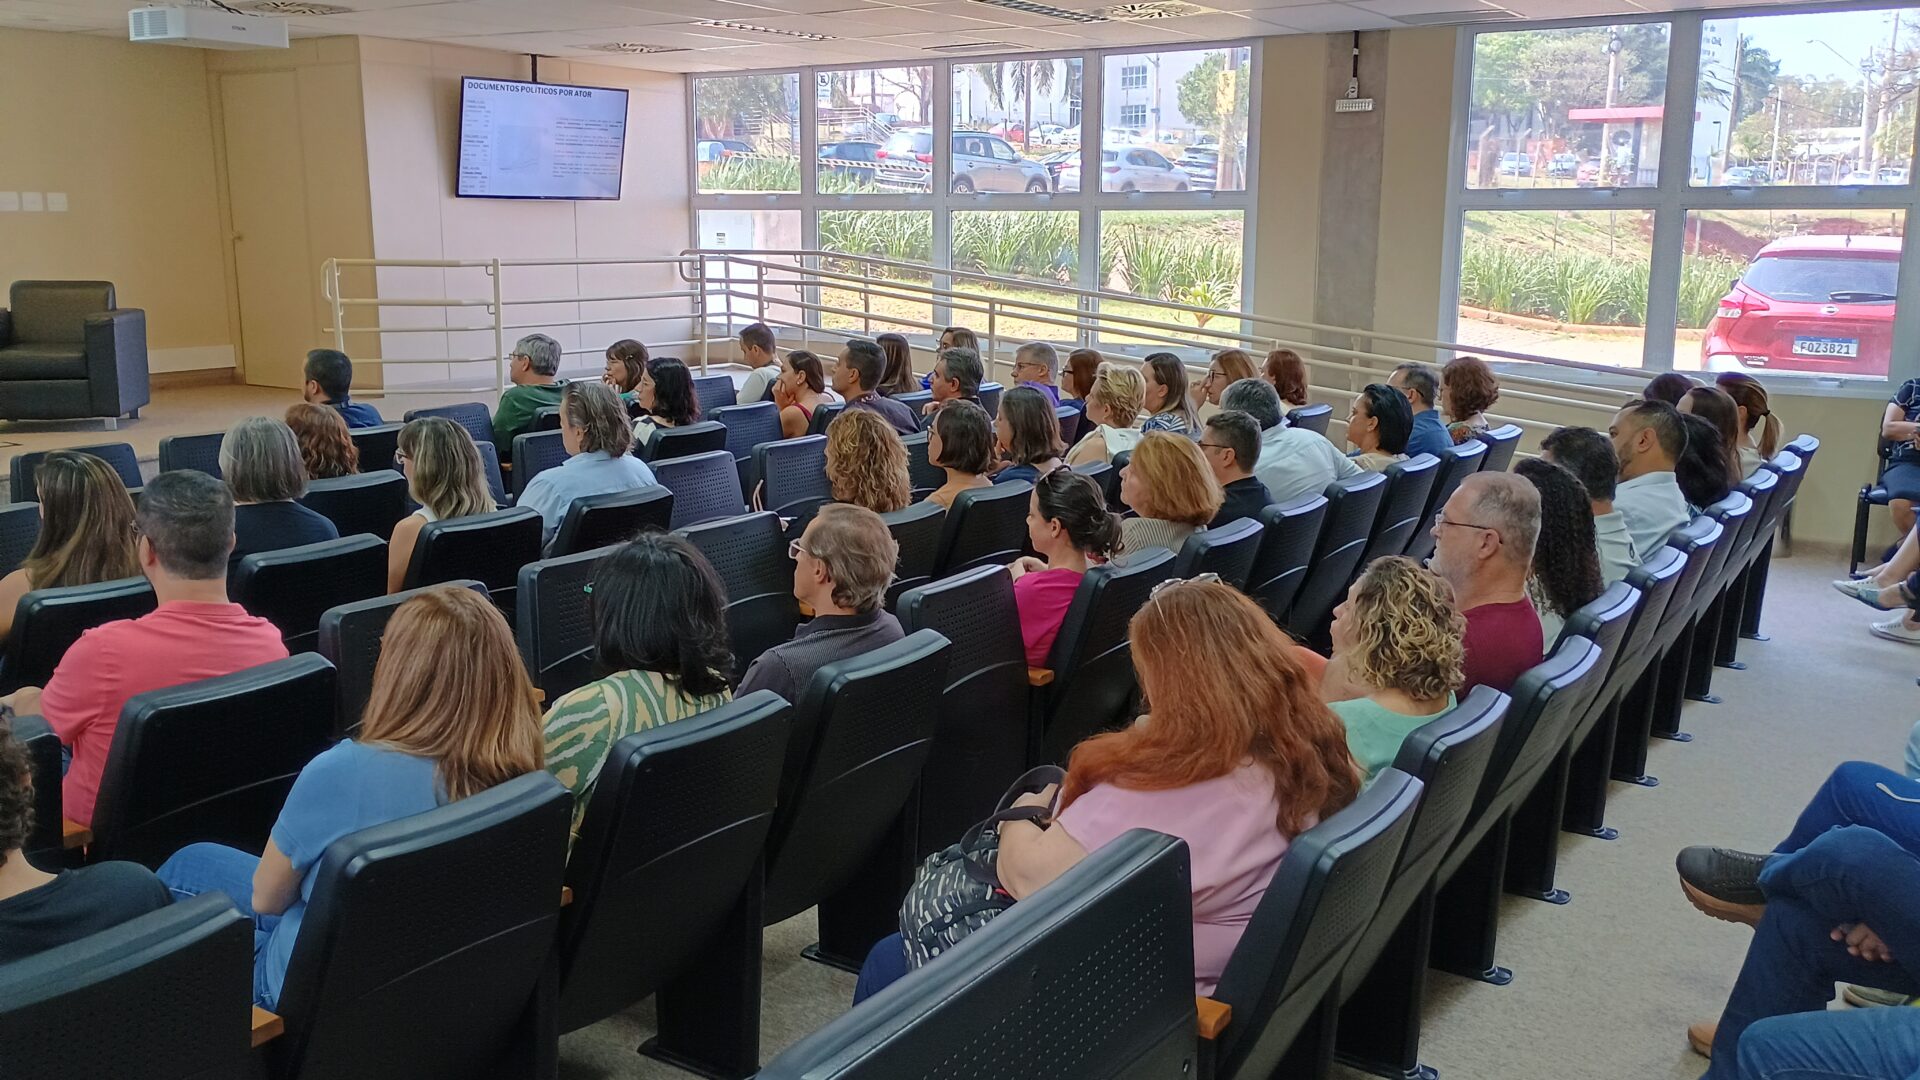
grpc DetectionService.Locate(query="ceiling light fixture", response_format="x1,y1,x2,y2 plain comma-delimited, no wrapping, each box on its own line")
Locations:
924,40,1027,50
692,18,835,40
231,0,351,13
582,41,689,53
967,0,1108,24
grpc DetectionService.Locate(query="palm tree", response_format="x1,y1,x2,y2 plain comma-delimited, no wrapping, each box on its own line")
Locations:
969,60,1057,151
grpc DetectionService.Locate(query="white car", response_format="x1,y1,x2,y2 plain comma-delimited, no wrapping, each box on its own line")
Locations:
1034,124,1076,146
1841,170,1876,185
1058,148,1192,193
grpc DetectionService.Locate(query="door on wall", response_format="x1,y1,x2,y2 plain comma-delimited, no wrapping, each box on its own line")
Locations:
221,70,312,389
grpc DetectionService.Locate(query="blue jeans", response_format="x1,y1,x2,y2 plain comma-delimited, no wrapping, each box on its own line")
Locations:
1906,720,1920,781
156,842,278,1005
1705,827,1920,1078
1735,1008,1920,1080
1777,762,1920,856
852,933,910,1006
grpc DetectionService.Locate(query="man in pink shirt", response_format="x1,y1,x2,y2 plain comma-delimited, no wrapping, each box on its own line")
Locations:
1428,472,1544,693
3,470,288,827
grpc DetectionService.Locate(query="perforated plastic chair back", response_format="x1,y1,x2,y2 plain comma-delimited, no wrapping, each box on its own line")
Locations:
1055,404,1084,447
881,500,946,609
90,654,336,868
1286,403,1332,436
1173,515,1264,589
234,535,388,654
933,480,1033,576
299,470,410,542
348,423,403,473
1073,459,1119,512
1692,492,1751,615
1474,424,1524,472
1247,495,1327,623
1557,581,1641,749
1040,548,1178,763
556,693,792,1032
715,401,782,462
157,432,224,478
805,402,846,436
646,420,730,463
532,405,562,432
515,545,614,703
403,403,493,447
1286,472,1388,641
1360,453,1439,567
1406,438,1488,561
2,576,156,694
978,382,1004,419
511,431,569,499
755,435,832,519
894,389,933,415
1472,636,1606,828
654,450,746,529
903,430,943,498
677,511,802,679
1654,517,1724,652
551,485,673,557
692,373,739,416
1604,546,1687,702
10,442,142,502
272,773,571,1080
13,716,64,860
404,507,543,623
472,441,508,507
318,580,488,737
0,502,40,578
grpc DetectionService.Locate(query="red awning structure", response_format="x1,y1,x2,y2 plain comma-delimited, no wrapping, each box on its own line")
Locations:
1566,105,1665,122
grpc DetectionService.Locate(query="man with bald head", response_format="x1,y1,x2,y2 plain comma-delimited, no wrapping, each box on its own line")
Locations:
1428,472,1544,692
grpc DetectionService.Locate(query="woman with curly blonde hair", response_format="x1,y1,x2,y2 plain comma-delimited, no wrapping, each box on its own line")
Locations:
825,407,911,513
1065,362,1147,466
1324,556,1465,779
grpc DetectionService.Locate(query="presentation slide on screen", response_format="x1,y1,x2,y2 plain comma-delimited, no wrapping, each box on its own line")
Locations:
458,78,629,200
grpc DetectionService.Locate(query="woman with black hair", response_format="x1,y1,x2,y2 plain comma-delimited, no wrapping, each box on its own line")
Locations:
1676,411,1734,512
1346,384,1413,472
993,386,1067,484
1008,468,1123,666
542,533,734,846
634,357,702,454
1140,352,1200,437
1515,457,1605,647
1643,372,1700,406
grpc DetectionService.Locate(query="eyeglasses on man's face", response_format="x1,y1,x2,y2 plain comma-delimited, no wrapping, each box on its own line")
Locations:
1433,510,1497,535
787,539,810,561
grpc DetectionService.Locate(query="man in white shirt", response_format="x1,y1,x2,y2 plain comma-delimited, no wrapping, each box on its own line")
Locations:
1609,399,1690,563
737,322,779,405
1541,425,1640,585
1221,378,1360,504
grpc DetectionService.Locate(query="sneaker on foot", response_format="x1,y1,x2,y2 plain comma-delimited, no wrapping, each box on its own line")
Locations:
1687,1020,1715,1059
1843,984,1917,1008
1677,846,1768,925
1834,578,1877,599
1870,616,1920,645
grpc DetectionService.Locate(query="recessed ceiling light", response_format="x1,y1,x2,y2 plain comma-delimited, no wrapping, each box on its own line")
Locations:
232,0,351,14
582,42,689,54
968,0,1108,24
691,18,835,40
925,40,1027,50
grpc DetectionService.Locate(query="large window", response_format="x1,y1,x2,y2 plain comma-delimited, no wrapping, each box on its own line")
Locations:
816,66,931,195
1101,47,1251,193
695,74,800,195
816,210,935,335
1097,210,1246,344
1457,209,1657,367
952,58,1083,195
1467,24,1670,189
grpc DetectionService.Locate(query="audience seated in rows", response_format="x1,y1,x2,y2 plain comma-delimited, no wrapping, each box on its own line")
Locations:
223,417,341,588
1388,362,1454,459
1610,399,1691,562
1516,457,1605,647
876,333,919,399
602,339,647,402
302,348,382,430
284,403,359,479
634,357,702,452
1643,372,1699,406
1061,347,1100,414
542,534,734,848
1200,411,1272,529
1681,385,1746,490
0,451,139,644
1440,355,1498,445
737,323,779,405
2,471,289,828
388,417,498,593
1199,348,1255,408
1347,382,1413,473
1064,363,1145,466
1428,472,1544,693
736,504,903,704
157,586,544,1009
1322,556,1464,780
993,387,1066,485
1540,426,1640,587
1265,348,1310,409
925,400,994,509
825,409,911,514
494,333,569,448
517,381,657,551
1716,373,1780,478
1221,377,1360,504
853,578,1362,1002
1008,468,1121,667
1140,352,1200,437
1011,341,1062,406
1676,411,1735,512
774,350,832,441
0,724,170,965
835,339,918,437
1119,432,1221,555
920,346,985,426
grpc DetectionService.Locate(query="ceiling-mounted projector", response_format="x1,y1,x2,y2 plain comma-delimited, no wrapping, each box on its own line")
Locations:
129,5,290,49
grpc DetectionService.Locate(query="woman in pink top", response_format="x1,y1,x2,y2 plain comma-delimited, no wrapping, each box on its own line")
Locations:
1006,468,1121,668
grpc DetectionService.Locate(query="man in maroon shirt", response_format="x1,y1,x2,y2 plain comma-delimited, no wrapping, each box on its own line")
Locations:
1427,472,1544,692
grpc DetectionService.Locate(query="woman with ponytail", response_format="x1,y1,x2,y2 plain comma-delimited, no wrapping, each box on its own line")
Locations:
1715,373,1780,475
1008,467,1122,666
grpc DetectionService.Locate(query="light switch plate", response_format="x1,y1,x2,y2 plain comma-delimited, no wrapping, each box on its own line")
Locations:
20,192,43,212
46,193,67,212
0,192,17,212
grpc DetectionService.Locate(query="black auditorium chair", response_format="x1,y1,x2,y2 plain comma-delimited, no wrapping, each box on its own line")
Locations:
560,694,793,1079
473,441,508,507
978,381,1003,418
757,831,1198,1080
234,535,388,654
0,894,255,1080
1286,402,1332,436
515,546,611,704
881,500,946,610
318,581,488,736
1072,459,1115,509
550,485,672,557
0,502,40,577
903,430,942,500
1055,404,1083,447
762,631,950,969
1688,488,1760,701
10,442,142,502
804,402,846,437
13,716,65,862
1034,548,1177,764
402,507,543,624
265,773,570,1080
1335,687,1509,1080
1174,516,1264,590
1405,438,1487,562
1108,450,1133,512
1745,450,1805,639
1246,495,1327,624
1716,467,1781,667
1854,436,1893,575
1618,517,1722,772
404,403,492,446
349,423,403,473
1357,454,1439,569
645,420,729,464
715,400,782,491
531,405,562,433
1286,472,1387,646
157,431,224,477
1199,769,1421,1079
755,435,831,519
511,430,569,500
88,654,336,869
692,373,739,415
677,512,801,680
1,577,155,694
299,471,409,542
1473,423,1524,472
932,480,1032,576
895,389,933,415
896,566,1030,857
654,450,746,529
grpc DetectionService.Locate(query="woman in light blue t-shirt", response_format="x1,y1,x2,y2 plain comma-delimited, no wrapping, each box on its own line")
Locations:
155,587,546,1009
1322,557,1465,780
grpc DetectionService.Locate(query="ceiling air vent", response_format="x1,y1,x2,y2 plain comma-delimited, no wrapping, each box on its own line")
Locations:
233,1,351,14
692,19,835,40
1095,1,1213,18
1390,7,1519,23
583,42,688,54
967,0,1108,24
925,41,1027,51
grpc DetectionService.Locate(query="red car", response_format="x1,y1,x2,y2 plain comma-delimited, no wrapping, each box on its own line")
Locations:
1702,235,1899,377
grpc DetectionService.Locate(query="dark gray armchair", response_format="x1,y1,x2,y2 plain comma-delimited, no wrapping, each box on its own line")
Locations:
0,281,150,427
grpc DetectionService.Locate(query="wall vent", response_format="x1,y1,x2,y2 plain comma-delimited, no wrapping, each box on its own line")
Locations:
1095,1,1213,19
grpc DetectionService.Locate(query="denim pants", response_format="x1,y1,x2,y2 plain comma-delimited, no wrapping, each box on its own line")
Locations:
1777,762,1920,856
1735,1007,1920,1080
852,932,910,1006
1705,826,1920,1079
156,841,278,1005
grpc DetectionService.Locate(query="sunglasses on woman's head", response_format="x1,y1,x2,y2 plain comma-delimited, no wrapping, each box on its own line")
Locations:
1150,572,1221,600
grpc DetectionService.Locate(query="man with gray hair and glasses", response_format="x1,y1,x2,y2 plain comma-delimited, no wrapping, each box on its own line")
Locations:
492,332,569,448
1220,377,1359,504
1427,471,1544,693
1012,341,1062,406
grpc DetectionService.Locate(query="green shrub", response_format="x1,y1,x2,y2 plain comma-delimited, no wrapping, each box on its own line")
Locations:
1115,228,1181,301
1546,254,1624,326
1679,256,1741,328
700,155,800,193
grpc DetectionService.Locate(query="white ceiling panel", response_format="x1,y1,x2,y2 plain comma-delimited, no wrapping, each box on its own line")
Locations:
1245,2,1401,31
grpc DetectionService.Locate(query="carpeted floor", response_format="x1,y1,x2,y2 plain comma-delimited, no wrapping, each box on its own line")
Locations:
553,547,1911,1080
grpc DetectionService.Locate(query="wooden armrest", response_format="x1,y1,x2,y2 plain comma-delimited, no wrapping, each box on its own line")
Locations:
62,818,91,849
1195,996,1230,1040
532,689,546,706
251,1006,284,1048
560,886,573,907
798,600,815,617
1027,667,1054,687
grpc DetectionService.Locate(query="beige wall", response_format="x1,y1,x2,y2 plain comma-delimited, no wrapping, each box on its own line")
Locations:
0,30,232,372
